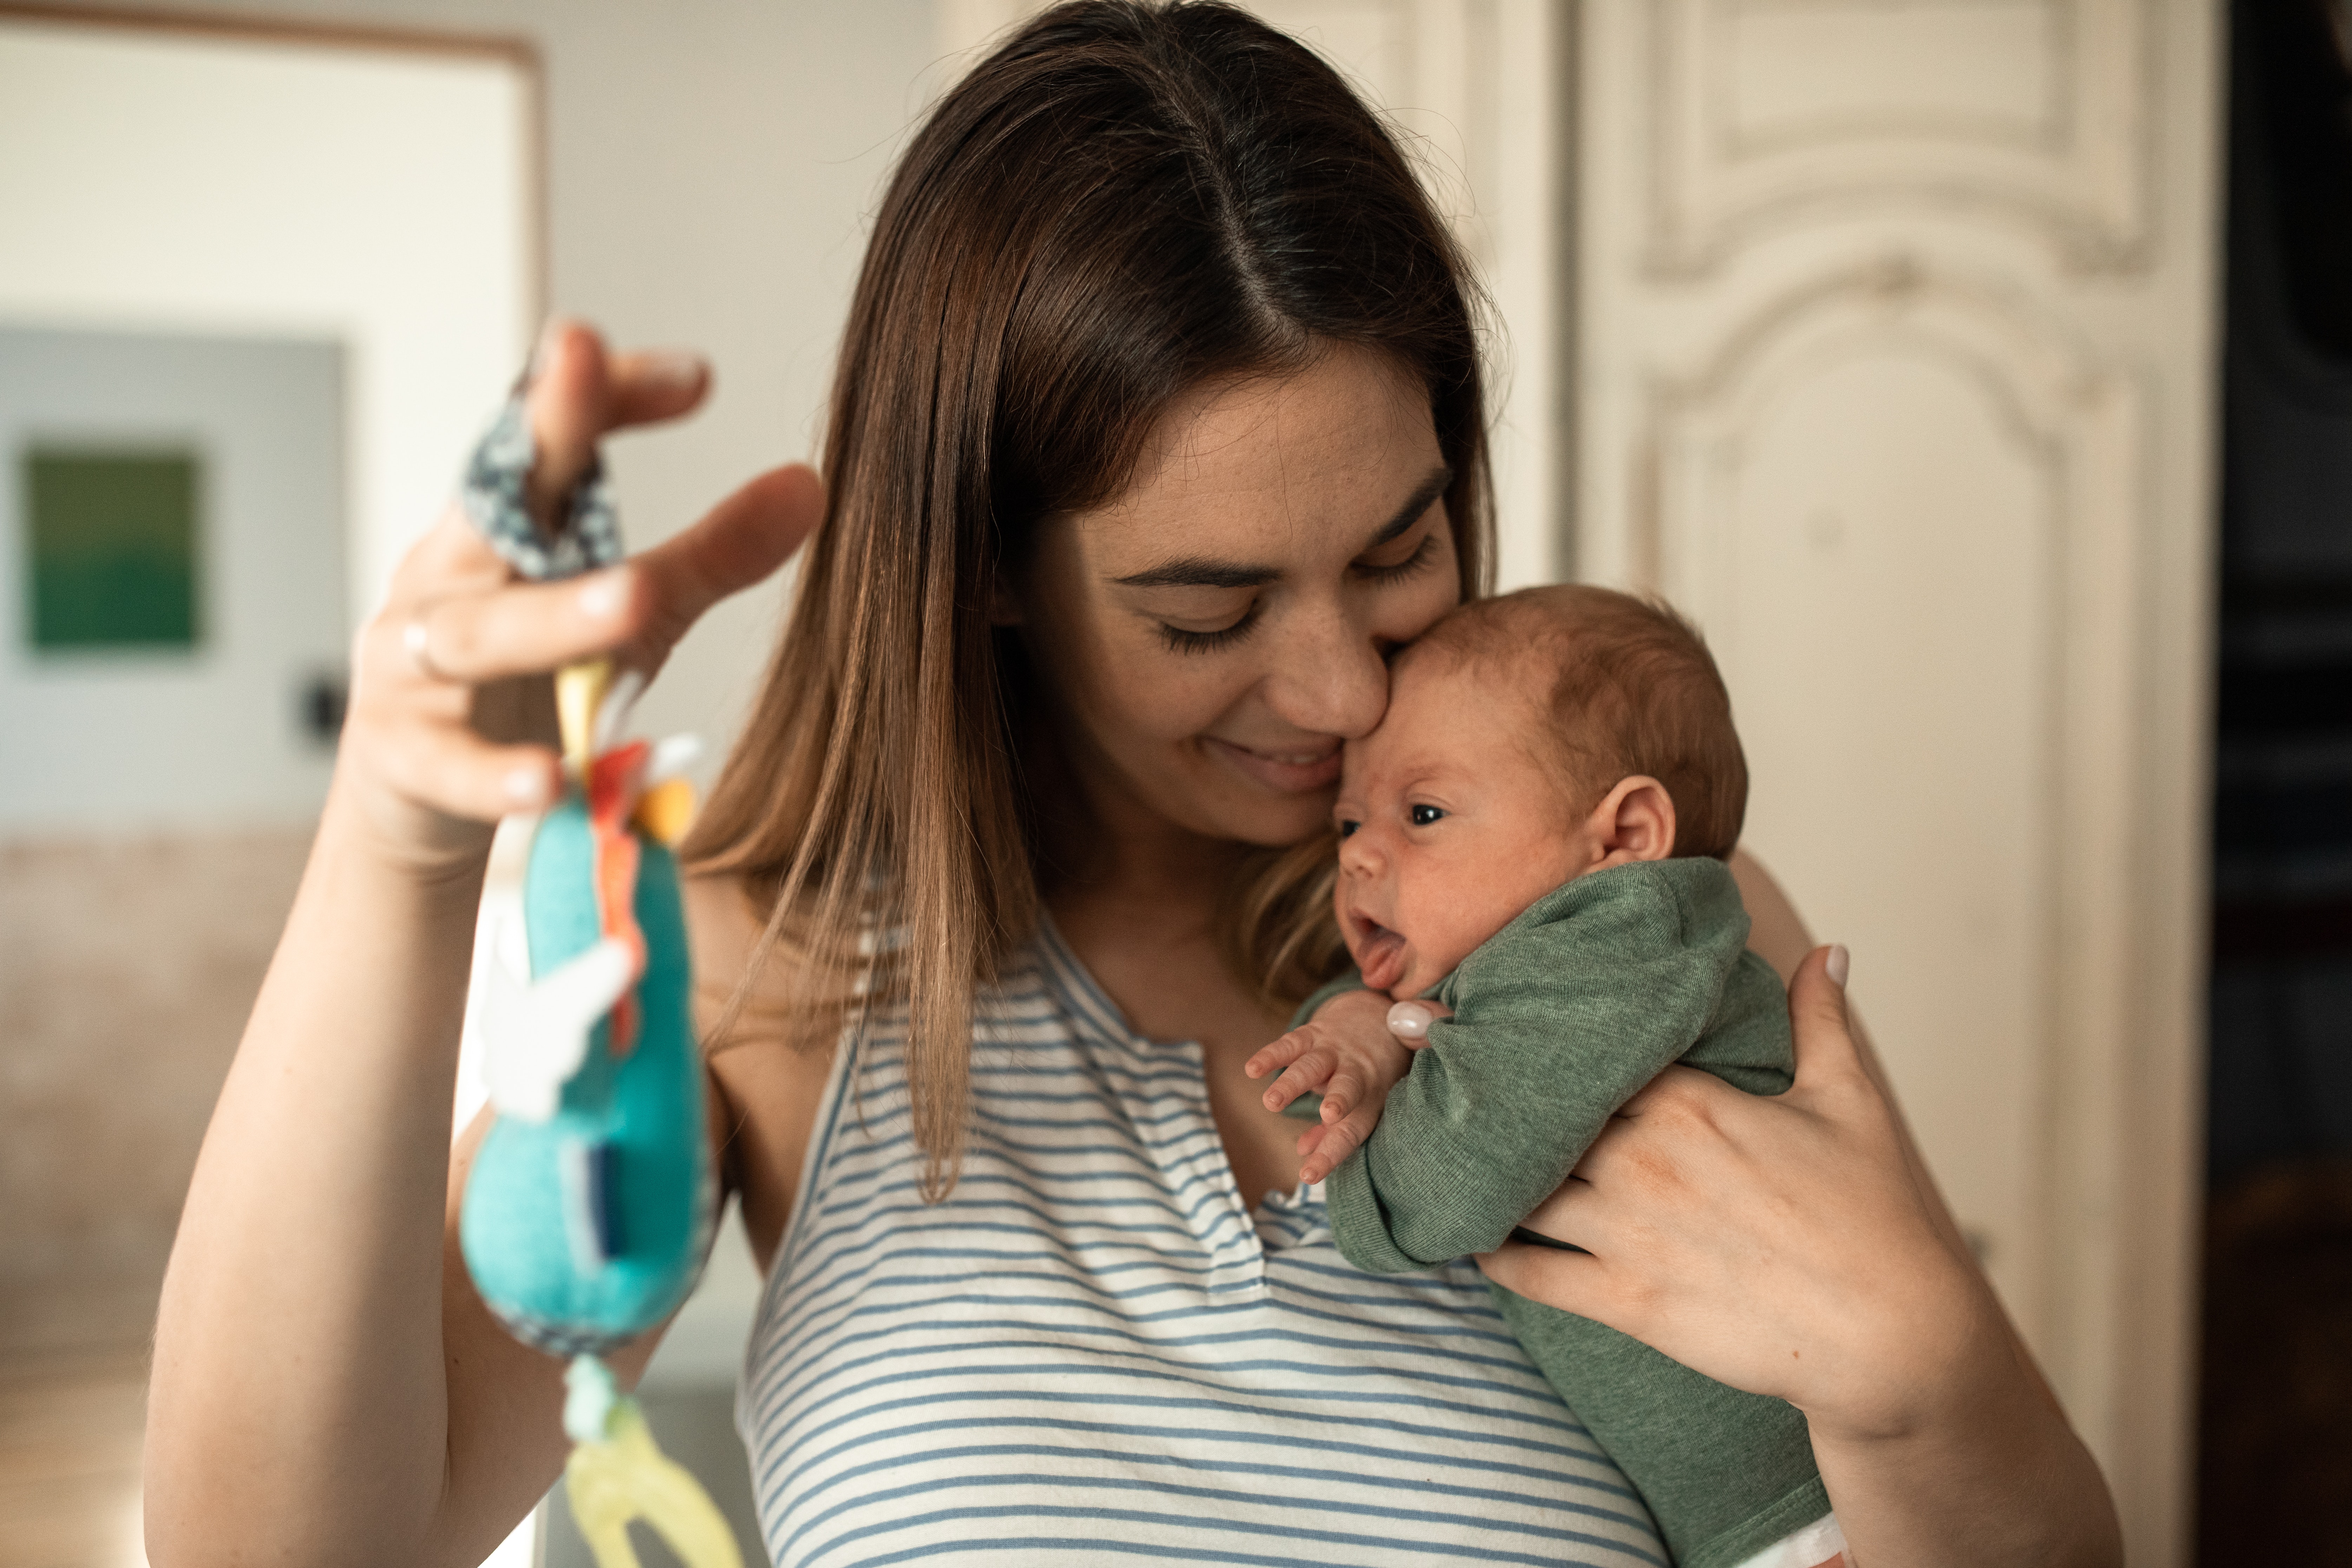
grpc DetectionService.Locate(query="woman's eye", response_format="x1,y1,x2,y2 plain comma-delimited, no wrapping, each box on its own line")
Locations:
1156,605,1259,655
1355,530,1437,584
1409,804,1445,827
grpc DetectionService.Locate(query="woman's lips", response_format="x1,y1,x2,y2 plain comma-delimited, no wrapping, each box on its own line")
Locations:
1203,736,1342,794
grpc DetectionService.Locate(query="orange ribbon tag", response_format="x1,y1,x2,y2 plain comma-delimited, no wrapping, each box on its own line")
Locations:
586,739,651,1058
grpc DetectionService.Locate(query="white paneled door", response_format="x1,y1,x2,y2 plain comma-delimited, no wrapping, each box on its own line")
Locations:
1574,4,2219,1561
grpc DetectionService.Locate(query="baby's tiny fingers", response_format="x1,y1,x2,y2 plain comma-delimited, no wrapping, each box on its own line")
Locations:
1262,1050,1334,1111
1300,1110,1375,1184
1245,1027,1315,1080
1321,1070,1364,1121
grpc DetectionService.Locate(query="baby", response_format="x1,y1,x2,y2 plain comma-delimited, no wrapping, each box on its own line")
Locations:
1245,585,1837,1568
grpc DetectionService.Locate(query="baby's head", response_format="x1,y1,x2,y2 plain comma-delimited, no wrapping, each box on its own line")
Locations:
1334,586,1747,996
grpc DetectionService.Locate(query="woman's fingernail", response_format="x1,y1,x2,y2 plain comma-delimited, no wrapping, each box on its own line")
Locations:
1388,1000,1435,1042
578,571,625,619
640,350,707,391
505,765,549,806
1826,944,1851,988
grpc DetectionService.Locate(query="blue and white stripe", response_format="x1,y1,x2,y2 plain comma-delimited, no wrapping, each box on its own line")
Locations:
738,922,1666,1566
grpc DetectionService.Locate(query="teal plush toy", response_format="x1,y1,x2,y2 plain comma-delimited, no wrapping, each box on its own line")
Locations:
461,782,708,1358
452,395,740,1568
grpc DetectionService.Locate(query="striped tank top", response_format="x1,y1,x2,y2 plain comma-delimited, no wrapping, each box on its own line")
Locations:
737,921,1666,1567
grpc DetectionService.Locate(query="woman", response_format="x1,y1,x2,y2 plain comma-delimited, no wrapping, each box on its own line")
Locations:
144,4,2121,1564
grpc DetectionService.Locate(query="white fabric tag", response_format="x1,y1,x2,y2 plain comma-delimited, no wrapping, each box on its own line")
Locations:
1726,1512,1849,1568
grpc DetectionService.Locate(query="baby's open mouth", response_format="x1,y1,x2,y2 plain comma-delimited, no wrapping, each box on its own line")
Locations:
1349,913,1409,993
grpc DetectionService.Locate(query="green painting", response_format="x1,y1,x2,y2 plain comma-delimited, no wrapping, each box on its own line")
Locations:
23,447,200,650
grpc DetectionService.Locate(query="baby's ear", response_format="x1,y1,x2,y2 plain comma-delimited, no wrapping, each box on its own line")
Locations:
1592,775,1677,865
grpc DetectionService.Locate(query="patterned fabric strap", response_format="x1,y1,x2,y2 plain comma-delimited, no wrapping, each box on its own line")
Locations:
460,394,624,581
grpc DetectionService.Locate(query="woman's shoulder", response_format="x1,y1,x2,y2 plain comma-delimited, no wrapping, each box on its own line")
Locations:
682,872,780,1036
682,871,838,1264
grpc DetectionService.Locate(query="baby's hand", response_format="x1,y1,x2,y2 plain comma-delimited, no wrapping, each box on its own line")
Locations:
1244,992,1448,1185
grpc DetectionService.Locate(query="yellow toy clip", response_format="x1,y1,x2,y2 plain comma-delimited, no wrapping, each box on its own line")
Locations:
563,1360,743,1568
556,657,614,777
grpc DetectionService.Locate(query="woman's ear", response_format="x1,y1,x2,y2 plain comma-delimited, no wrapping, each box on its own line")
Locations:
988,571,1025,628
1587,775,1677,866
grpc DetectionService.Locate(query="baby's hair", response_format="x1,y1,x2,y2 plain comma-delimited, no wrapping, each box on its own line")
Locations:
1410,585,1749,860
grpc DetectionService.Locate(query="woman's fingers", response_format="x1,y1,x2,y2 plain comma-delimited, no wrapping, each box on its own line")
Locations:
520,323,714,531
1475,1237,1606,1311
388,463,820,694
608,347,712,428
1786,944,1868,1097
524,322,615,528
397,567,644,686
628,464,823,661
1512,1170,1604,1252
360,715,561,823
389,508,521,603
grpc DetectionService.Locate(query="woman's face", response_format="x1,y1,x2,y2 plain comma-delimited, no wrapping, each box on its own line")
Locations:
1011,343,1461,849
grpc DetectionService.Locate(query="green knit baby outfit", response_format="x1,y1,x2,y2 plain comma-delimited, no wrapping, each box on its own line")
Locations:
1291,857,1829,1568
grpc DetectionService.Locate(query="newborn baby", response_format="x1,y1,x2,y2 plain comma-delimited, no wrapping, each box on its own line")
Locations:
1246,585,1838,1568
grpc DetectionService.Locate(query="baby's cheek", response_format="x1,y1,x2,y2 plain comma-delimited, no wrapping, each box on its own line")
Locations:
1401,875,1516,982
1410,824,1588,976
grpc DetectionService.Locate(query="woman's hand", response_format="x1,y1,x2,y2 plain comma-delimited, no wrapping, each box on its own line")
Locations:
148,321,824,1566
1479,947,2123,1566
338,320,823,873
1479,946,1974,1431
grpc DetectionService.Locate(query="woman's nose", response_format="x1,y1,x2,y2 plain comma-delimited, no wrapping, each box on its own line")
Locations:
1263,603,1389,739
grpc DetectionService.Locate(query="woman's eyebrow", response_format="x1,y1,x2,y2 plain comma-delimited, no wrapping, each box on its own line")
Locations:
1364,464,1454,550
1109,463,1454,589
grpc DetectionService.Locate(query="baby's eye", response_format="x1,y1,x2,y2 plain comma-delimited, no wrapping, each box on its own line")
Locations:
1409,804,1446,827
1337,819,1361,838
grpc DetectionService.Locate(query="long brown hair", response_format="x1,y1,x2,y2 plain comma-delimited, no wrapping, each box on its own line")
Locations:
686,0,1494,1198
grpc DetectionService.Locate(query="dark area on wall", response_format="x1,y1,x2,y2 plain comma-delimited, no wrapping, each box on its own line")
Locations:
2201,2,2352,1561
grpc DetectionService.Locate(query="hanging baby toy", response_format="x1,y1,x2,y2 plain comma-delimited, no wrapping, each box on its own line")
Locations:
454,395,742,1568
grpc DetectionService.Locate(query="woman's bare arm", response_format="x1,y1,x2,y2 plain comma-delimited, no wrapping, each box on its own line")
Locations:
143,326,821,1567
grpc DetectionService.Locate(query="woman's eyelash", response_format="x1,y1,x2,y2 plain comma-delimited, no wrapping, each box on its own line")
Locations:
1154,535,1431,653
1356,532,1437,583
1157,605,1259,655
